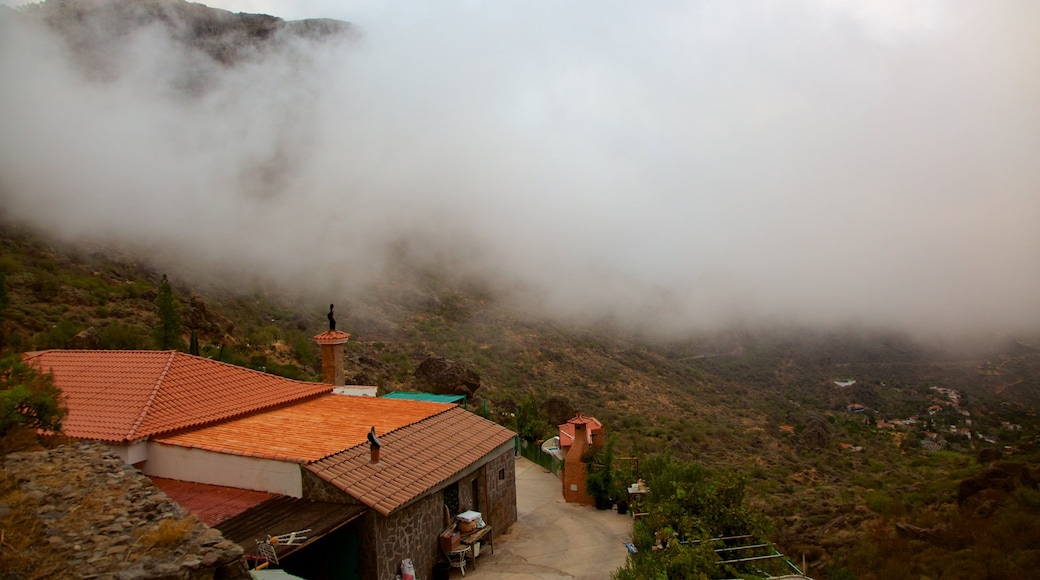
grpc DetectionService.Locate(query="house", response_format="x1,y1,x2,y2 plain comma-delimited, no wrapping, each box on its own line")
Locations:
846,403,866,413
25,332,518,579
558,413,603,506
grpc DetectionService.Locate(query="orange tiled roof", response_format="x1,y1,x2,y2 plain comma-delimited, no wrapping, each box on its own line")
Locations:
313,330,351,345
153,394,454,463
559,413,603,448
150,477,275,527
23,350,331,443
308,407,516,516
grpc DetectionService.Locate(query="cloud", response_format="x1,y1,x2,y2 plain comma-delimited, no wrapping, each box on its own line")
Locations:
1,0,1038,336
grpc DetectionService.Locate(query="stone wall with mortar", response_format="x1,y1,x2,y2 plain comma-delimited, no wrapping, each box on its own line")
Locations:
1,443,249,579
359,491,444,580
483,448,518,532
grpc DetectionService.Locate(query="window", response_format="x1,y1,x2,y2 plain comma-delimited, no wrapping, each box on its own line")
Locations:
498,468,505,481
471,478,480,512
443,481,459,517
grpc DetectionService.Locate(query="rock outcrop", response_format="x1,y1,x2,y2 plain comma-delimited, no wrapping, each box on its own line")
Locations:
414,355,481,397
1,443,249,579
65,327,102,350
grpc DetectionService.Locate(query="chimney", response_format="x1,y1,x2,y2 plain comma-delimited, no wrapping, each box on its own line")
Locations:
314,330,351,387
368,426,381,464
574,420,588,454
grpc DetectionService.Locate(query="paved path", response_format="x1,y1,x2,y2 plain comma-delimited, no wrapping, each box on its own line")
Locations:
458,457,632,580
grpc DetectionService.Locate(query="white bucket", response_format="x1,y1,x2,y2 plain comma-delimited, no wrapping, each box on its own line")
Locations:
472,542,481,558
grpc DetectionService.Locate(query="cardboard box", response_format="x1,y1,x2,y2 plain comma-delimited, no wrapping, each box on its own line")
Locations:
457,510,481,522
439,531,460,552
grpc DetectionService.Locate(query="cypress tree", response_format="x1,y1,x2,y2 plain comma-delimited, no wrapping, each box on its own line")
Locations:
188,329,199,356
153,274,183,350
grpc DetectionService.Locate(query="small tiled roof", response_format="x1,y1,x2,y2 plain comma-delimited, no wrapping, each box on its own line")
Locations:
313,330,351,345
559,413,603,448
23,350,331,443
308,407,516,516
150,477,275,527
154,394,454,463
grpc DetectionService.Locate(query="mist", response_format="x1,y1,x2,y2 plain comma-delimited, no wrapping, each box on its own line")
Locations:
1,0,1038,337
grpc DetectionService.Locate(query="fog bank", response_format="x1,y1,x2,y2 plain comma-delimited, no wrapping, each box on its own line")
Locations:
1,0,1038,336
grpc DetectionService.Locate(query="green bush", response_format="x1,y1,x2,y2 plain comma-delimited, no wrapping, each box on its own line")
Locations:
0,356,66,436
34,320,81,349
99,323,149,350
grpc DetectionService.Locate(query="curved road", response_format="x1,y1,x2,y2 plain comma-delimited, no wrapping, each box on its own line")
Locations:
460,457,633,579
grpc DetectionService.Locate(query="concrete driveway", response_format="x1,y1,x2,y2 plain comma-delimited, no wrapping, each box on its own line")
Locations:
458,457,633,579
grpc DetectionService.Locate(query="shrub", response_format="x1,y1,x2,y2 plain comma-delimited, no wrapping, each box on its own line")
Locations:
0,356,66,437
99,323,149,350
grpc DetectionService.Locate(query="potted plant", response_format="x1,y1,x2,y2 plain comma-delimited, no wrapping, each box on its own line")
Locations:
614,477,629,514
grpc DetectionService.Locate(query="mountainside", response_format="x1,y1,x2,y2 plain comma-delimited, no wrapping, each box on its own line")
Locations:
3,222,1040,578
2,1,1040,578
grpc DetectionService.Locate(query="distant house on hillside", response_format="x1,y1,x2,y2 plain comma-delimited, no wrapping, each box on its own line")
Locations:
24,333,517,579
558,413,603,506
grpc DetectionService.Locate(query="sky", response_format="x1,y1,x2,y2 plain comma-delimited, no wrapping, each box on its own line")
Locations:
1,0,1038,336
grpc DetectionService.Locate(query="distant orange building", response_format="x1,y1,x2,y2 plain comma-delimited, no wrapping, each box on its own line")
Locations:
559,413,603,505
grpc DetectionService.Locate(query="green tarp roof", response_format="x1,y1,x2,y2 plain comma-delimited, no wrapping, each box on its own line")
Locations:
381,391,466,404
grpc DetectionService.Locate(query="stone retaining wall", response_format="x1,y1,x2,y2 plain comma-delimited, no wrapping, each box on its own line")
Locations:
1,443,249,579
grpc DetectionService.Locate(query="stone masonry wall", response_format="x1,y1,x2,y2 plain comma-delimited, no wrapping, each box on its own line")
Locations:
1,443,249,580
484,448,518,532
360,492,444,580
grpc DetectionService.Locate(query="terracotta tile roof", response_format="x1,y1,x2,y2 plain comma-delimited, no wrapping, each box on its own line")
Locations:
559,413,603,448
150,477,275,527
307,407,517,516
23,350,331,443
154,395,454,463
313,330,351,345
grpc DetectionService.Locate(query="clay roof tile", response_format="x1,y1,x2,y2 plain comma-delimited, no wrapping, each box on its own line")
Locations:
23,350,332,443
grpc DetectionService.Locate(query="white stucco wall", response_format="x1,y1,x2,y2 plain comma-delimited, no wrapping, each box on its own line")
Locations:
142,443,303,497
109,440,149,465
332,386,377,397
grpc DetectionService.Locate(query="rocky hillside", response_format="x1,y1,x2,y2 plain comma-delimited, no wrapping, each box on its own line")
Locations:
2,2,1040,577
3,221,1040,578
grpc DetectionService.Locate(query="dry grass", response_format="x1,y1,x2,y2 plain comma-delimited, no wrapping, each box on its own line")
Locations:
0,470,74,580
0,426,44,456
132,515,198,555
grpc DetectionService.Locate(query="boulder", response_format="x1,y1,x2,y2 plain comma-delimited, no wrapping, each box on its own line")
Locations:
540,395,575,427
414,356,481,397
66,327,102,350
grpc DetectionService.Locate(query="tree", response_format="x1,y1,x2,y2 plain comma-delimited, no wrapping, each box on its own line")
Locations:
612,454,768,580
0,356,66,437
153,274,183,350
515,395,551,442
188,329,199,356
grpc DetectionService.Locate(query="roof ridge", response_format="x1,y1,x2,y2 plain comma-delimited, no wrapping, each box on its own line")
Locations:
146,388,331,440
178,351,324,387
124,350,178,441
